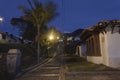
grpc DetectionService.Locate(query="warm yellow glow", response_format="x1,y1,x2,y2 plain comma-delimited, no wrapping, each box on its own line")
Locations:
49,35,54,40
57,36,60,39
0,17,3,22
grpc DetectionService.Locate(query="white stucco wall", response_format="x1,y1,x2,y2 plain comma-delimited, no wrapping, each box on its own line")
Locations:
87,33,110,66
75,46,79,55
81,43,86,56
76,46,82,57
99,32,109,66
0,34,2,40
87,56,103,64
106,27,120,68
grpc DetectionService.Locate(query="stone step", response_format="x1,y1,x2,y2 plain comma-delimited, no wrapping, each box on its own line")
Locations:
44,63,60,66
29,69,60,74
16,76,58,80
40,66,60,69
39,73,59,77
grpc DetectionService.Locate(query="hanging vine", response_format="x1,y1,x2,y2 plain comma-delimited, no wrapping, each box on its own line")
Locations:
80,20,120,40
93,20,120,34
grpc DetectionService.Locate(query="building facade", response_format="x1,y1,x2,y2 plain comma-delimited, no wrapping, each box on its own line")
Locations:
80,20,120,68
0,32,22,44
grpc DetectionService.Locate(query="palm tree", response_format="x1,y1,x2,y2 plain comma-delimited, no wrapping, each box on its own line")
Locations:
26,0,58,63
19,0,58,40
11,0,58,41
11,0,58,63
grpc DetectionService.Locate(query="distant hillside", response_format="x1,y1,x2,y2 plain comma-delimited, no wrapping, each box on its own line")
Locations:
63,28,84,38
71,29,84,37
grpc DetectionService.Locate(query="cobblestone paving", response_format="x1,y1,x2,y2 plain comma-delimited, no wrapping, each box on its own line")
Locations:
66,71,120,80
16,59,61,80
16,42,120,80
16,58,120,80
16,43,65,80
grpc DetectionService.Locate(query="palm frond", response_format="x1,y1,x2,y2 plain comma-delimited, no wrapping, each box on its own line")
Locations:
18,6,31,15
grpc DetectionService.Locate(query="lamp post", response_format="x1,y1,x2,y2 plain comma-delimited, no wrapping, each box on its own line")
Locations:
0,17,3,31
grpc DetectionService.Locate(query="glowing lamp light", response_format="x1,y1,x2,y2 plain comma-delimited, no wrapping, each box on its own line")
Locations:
0,17,3,22
57,36,60,39
49,35,54,40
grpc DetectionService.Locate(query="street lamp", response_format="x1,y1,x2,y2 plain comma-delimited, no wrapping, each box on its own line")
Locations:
0,17,3,22
57,36,60,40
49,35,54,41
0,17,3,32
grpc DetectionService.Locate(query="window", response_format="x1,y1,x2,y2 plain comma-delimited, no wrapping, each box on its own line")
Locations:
86,35,101,56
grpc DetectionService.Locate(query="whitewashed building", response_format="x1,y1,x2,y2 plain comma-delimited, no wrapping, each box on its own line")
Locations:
80,20,120,68
0,32,22,44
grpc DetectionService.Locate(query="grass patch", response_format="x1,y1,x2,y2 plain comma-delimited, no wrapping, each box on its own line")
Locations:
64,54,119,72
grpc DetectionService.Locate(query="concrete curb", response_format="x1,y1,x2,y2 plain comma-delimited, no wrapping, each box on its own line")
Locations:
67,71,120,75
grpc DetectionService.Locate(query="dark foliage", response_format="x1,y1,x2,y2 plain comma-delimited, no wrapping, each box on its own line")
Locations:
64,42,76,55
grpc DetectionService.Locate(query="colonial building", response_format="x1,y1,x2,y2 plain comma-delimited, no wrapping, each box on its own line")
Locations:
80,20,120,68
0,32,22,44
63,29,84,55
71,29,86,57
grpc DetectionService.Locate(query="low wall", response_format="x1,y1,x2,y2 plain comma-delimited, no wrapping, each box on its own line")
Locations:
0,53,7,72
87,56,103,64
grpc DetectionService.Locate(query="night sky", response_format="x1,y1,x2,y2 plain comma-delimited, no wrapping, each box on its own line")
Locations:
0,0,120,36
